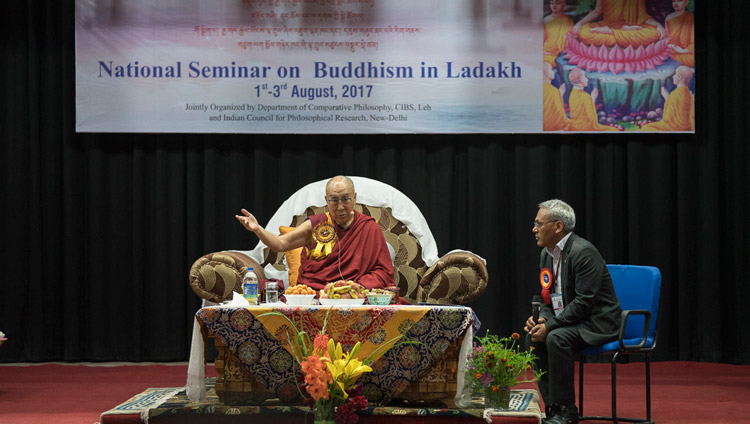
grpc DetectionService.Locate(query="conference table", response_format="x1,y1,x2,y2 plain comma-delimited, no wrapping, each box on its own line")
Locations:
195,303,479,406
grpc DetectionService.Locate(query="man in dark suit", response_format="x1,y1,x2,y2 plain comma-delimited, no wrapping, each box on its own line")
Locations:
525,199,622,424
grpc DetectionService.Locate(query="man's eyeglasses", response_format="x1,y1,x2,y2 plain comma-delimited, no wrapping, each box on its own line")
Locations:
533,220,559,228
327,196,354,205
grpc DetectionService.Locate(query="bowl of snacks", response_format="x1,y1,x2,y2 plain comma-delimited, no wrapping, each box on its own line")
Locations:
366,294,393,306
384,286,400,304
284,284,317,305
319,280,366,305
364,288,395,306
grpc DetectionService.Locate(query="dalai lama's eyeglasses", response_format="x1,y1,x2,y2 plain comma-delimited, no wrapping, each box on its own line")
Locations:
327,196,354,205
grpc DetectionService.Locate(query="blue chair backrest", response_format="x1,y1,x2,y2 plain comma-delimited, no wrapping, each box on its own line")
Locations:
606,264,661,342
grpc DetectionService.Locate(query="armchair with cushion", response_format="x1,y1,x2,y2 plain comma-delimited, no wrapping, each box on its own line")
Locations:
189,176,488,305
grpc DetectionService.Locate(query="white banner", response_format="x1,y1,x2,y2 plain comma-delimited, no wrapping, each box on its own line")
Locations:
75,0,695,134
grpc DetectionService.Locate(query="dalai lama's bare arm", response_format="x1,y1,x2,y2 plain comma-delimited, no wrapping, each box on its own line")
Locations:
235,208,313,252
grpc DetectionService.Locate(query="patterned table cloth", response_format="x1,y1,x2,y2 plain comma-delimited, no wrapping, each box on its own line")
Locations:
196,304,478,404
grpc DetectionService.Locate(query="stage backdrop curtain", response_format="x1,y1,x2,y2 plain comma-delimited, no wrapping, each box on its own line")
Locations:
1,1,748,364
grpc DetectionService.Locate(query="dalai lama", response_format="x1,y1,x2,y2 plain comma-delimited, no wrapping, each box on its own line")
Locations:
235,175,394,291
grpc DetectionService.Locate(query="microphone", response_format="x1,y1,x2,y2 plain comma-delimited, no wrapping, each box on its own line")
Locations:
532,295,542,324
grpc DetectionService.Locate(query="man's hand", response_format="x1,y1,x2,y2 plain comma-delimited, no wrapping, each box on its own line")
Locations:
524,315,535,333
529,322,549,342
235,209,260,233
525,316,548,342
524,315,546,332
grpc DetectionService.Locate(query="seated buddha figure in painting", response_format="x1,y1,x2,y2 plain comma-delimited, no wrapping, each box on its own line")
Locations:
564,0,671,74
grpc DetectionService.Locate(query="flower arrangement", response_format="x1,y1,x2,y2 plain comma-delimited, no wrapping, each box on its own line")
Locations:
261,309,410,424
465,331,544,409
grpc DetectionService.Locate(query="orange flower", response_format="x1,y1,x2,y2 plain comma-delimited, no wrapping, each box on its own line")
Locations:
313,333,330,357
300,354,333,401
501,357,508,364
491,385,499,392
511,333,520,340
475,372,483,380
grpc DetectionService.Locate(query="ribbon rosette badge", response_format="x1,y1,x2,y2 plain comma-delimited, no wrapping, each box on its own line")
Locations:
539,268,553,304
307,215,338,260
539,268,552,289
313,222,336,244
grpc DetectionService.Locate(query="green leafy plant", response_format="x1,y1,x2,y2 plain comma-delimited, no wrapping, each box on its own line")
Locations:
465,331,544,393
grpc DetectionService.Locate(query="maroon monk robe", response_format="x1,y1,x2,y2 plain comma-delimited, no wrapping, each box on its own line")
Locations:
297,210,394,291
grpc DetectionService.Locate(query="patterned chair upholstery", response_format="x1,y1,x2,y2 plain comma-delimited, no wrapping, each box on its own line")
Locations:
189,177,488,305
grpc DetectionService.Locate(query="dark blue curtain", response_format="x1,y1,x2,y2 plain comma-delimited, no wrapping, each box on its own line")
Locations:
1,1,748,364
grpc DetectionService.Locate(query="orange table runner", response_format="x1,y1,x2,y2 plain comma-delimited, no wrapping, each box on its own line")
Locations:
249,305,429,360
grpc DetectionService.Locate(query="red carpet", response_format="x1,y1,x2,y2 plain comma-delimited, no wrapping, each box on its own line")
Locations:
0,361,748,424
0,363,195,424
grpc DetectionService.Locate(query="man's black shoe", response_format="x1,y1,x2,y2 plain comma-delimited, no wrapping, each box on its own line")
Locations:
542,404,579,424
544,404,558,418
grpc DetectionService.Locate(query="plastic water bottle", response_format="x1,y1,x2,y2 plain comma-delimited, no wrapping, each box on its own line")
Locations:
243,268,258,305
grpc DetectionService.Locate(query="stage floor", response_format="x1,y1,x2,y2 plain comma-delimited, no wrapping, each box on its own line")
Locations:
99,378,542,424
2,361,747,424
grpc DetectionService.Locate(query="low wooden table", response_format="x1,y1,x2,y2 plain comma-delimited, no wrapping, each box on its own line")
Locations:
196,304,477,406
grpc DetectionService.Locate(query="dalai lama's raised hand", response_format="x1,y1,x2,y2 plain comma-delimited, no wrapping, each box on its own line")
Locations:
235,207,314,254
235,208,260,233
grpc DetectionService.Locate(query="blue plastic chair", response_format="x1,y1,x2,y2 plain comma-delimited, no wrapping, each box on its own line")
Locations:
578,264,661,424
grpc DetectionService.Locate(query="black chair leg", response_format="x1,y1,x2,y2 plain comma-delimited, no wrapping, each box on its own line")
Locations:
645,354,652,423
611,351,619,424
579,352,654,424
579,356,585,416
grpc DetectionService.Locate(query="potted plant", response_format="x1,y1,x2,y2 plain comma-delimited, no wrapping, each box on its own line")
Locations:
465,330,544,409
